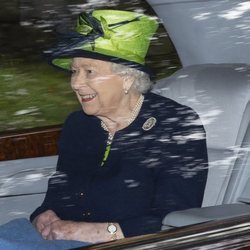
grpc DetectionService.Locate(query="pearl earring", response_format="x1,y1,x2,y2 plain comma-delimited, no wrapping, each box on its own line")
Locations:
124,89,128,94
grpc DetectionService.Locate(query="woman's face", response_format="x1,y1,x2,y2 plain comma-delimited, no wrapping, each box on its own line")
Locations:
70,57,126,118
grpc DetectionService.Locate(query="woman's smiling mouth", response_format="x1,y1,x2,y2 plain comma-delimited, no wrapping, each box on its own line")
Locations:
80,93,97,102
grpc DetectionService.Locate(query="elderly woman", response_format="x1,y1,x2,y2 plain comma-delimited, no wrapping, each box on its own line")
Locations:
30,9,208,243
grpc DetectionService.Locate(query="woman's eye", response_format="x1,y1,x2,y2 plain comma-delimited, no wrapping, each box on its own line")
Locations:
86,69,96,78
86,69,93,75
70,69,77,75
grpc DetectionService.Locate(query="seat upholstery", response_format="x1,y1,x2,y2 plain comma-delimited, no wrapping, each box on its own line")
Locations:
161,203,250,229
0,156,57,225
153,64,250,206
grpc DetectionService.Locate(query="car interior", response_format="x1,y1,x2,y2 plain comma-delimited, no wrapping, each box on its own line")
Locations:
149,0,250,228
0,0,250,241
153,64,250,228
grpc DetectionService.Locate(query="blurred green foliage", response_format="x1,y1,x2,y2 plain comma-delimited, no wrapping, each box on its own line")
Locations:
0,61,80,131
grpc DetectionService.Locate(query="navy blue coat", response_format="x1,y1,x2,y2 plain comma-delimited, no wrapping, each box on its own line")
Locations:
30,93,208,237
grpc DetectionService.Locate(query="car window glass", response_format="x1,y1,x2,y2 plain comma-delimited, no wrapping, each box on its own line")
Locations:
0,0,181,132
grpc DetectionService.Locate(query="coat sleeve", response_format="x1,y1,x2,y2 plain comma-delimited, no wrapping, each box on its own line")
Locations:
118,110,208,237
30,113,76,222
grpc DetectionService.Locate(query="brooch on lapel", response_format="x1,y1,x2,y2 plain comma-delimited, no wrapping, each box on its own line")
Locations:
142,117,157,131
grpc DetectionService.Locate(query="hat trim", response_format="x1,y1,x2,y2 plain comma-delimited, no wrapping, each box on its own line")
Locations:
49,49,155,79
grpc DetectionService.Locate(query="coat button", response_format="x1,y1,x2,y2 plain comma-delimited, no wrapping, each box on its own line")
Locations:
82,212,91,217
76,192,84,198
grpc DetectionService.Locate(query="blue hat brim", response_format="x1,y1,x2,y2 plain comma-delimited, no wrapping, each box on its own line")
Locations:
46,49,156,80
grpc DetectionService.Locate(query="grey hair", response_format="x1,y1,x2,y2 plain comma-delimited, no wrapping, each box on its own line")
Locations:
110,63,153,94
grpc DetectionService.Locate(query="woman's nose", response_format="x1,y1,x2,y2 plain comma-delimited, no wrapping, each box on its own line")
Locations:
71,74,87,91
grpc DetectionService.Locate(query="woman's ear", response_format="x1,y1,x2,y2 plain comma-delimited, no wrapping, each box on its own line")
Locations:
122,76,134,95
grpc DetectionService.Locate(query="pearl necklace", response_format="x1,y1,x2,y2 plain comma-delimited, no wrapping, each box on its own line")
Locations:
100,95,144,167
127,94,144,126
101,94,144,137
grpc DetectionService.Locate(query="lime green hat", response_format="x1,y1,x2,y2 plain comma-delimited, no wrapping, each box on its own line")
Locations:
47,9,159,76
